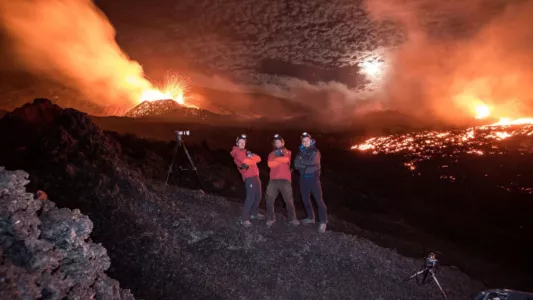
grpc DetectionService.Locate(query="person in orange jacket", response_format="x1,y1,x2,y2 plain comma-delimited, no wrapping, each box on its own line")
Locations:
230,134,264,227
265,134,299,227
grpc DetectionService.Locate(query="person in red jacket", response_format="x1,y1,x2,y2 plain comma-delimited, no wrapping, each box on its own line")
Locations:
230,134,264,227
265,134,299,227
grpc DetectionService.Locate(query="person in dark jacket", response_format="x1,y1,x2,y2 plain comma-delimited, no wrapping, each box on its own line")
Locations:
230,134,264,227
265,134,300,227
294,132,327,233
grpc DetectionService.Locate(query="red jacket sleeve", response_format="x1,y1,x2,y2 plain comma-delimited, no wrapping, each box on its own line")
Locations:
268,149,291,167
284,149,292,165
251,154,261,164
232,149,246,167
267,152,277,168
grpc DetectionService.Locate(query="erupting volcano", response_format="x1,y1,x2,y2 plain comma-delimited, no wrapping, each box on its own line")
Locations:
0,0,197,116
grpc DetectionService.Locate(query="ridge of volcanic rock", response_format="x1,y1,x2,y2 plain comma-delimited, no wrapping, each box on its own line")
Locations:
0,98,149,203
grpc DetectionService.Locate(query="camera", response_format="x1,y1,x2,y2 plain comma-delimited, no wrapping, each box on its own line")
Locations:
176,130,191,136
239,163,249,170
274,148,284,157
425,253,438,268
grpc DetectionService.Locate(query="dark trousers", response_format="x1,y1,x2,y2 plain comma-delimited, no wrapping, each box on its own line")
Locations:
265,179,297,221
300,176,327,224
243,176,262,221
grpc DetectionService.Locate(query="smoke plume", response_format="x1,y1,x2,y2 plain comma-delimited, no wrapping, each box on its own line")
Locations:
365,0,533,125
0,0,154,112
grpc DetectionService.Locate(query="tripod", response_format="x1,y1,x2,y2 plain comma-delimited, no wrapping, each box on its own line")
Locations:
163,131,206,193
404,259,448,300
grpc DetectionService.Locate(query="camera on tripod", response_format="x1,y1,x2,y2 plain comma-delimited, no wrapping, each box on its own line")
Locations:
425,252,438,268
164,129,205,193
404,252,448,299
176,130,191,136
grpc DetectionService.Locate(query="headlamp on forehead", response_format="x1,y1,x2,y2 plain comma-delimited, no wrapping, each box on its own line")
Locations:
301,132,312,139
236,134,247,144
273,133,285,148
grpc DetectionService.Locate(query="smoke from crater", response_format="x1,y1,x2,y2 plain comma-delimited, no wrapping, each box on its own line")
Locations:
365,0,533,125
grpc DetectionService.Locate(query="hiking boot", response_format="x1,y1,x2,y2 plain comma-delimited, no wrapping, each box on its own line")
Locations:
301,218,315,225
251,213,265,220
241,220,253,227
318,223,327,233
266,219,275,227
289,220,300,226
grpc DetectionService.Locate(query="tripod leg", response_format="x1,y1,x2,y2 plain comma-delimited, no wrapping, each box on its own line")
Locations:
403,269,426,282
164,141,180,192
182,143,207,192
429,270,448,300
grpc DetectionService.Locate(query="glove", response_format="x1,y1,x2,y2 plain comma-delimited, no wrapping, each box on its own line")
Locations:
246,151,253,158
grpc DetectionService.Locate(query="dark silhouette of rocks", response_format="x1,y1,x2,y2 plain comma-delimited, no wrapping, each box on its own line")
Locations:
0,98,489,299
125,99,233,124
0,167,134,299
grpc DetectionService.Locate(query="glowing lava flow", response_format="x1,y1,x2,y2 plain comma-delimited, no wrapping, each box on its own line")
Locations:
351,104,533,168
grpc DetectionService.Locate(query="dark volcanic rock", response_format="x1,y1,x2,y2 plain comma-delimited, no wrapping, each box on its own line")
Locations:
125,99,182,117
0,98,148,200
0,98,154,296
125,99,230,124
0,167,134,299
0,98,500,299
0,109,7,118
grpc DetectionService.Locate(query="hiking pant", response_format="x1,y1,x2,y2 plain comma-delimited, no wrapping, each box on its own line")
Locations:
243,176,262,221
300,176,327,224
265,179,297,222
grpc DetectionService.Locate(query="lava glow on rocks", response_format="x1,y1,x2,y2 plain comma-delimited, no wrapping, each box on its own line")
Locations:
352,119,533,167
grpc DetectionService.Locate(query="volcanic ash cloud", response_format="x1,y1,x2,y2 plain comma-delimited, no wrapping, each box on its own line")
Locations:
0,0,158,112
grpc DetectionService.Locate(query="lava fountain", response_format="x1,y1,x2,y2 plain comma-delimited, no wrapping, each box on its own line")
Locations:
138,73,196,108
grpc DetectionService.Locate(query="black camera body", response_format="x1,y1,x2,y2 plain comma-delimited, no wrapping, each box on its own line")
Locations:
425,253,438,268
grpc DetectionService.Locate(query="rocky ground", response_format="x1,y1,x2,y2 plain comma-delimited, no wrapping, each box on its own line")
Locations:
0,167,134,299
0,98,488,299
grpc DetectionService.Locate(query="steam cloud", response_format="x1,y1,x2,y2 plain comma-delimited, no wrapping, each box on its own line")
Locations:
0,0,153,111
365,0,533,125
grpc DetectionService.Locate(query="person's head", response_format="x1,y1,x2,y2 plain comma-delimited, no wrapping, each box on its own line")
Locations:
273,134,284,149
236,134,247,149
301,132,312,148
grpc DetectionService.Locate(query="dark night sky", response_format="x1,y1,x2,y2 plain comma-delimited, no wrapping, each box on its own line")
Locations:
94,0,395,90
0,0,526,123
